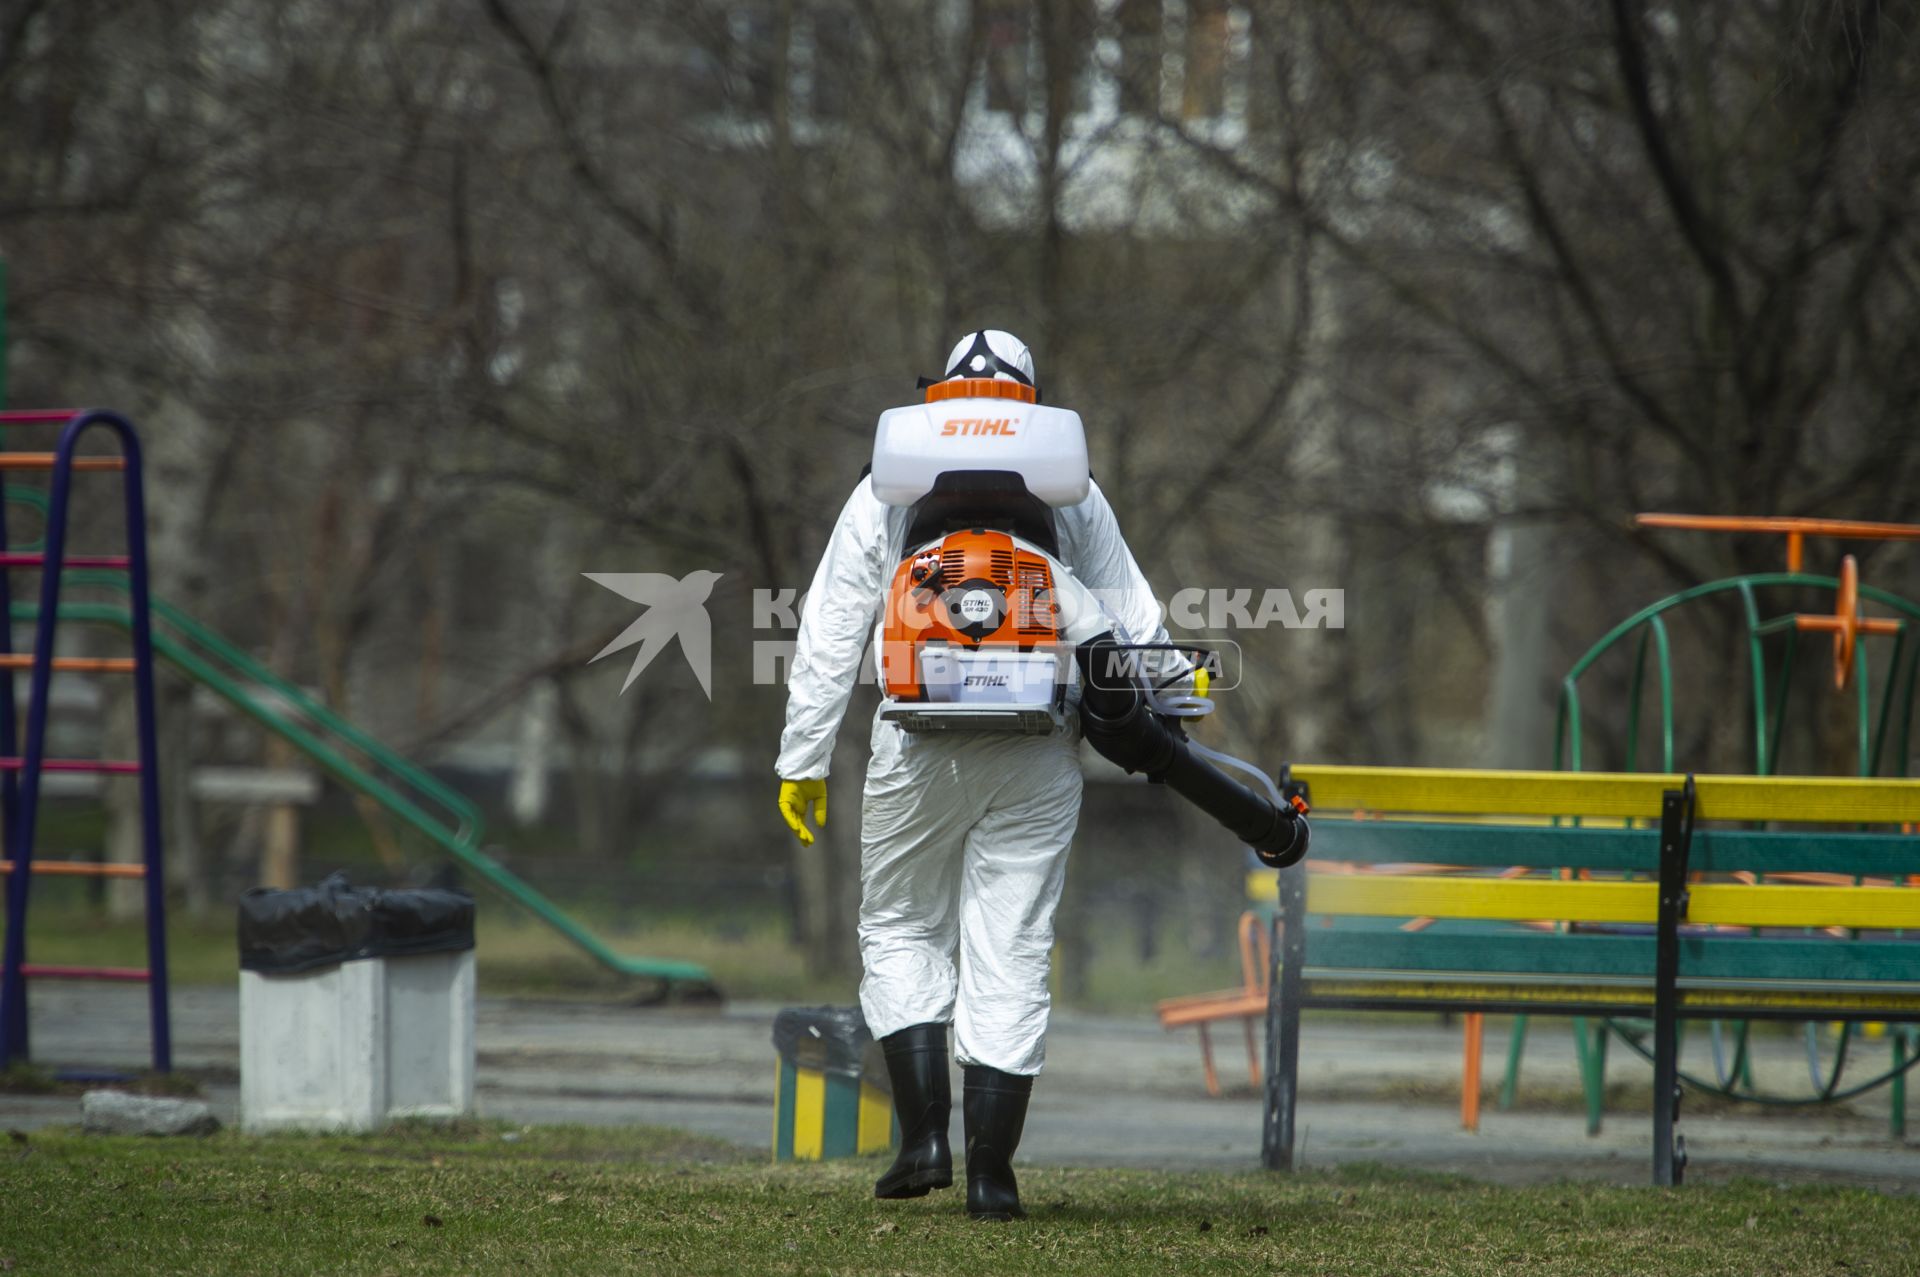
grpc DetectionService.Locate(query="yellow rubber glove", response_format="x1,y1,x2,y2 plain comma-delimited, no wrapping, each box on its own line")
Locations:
778,778,828,846
1193,666,1211,699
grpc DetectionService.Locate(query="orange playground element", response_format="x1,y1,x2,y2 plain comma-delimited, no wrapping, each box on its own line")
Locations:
1462,1012,1486,1132
1635,512,1920,573
0,655,135,672
0,454,126,471
1636,513,1920,689
1794,556,1902,689
0,859,145,878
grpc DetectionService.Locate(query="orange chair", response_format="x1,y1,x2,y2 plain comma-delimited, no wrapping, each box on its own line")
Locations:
1155,912,1271,1097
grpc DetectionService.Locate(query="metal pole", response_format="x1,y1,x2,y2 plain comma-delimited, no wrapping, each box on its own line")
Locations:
0,257,21,1066
0,259,9,410
1651,777,1694,1186
108,417,171,1074
0,495,19,1066
1262,856,1306,1170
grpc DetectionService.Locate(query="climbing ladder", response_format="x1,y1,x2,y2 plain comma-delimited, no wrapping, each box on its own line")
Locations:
0,265,707,1025
0,407,169,1073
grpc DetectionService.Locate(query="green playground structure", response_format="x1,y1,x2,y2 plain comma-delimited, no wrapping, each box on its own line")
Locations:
19,570,713,993
1,259,705,1008
1501,515,1920,1125
1233,514,1920,1185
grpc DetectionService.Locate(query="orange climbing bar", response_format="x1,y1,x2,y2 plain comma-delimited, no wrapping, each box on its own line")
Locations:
1635,513,1920,540
1637,513,1920,572
0,859,145,878
0,455,126,471
0,655,136,673
1795,615,1903,636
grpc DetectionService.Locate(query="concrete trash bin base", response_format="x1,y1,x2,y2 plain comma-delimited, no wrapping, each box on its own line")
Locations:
240,949,475,1132
237,874,475,1133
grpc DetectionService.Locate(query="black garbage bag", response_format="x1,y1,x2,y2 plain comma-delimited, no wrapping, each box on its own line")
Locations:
238,871,475,975
772,1005,877,1081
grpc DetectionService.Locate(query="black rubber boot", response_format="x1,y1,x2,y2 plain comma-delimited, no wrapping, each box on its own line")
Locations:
963,1065,1033,1221
874,1023,953,1199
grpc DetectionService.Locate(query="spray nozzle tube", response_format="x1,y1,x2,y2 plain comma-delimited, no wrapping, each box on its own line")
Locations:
1073,633,1308,868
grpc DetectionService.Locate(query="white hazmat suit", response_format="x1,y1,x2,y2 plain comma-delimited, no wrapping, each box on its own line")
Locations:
776,475,1167,1075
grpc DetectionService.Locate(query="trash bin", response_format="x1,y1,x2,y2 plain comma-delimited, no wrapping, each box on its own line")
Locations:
771,1005,897,1161
237,873,476,1132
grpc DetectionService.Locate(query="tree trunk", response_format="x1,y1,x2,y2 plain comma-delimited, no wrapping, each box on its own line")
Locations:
1482,432,1561,770
259,731,302,890
509,678,558,828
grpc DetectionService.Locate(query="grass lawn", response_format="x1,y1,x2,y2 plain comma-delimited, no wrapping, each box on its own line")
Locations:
5,1121,1918,1276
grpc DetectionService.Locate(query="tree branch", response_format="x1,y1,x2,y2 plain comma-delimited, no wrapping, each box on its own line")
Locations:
1607,0,1745,331
478,0,689,301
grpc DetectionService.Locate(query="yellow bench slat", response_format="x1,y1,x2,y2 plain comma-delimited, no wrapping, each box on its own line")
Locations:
1307,874,1653,923
1304,874,1920,930
1305,979,1920,1016
1288,764,1920,824
1690,883,1920,930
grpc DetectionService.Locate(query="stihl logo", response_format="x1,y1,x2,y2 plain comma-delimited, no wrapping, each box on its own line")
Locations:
941,418,1017,437
964,674,1010,687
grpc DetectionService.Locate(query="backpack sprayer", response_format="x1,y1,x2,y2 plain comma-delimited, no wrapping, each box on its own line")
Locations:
867,378,1309,869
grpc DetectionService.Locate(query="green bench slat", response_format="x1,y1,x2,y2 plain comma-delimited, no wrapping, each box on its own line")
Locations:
1308,821,1920,877
1699,830,1920,877
1309,822,1653,870
1303,929,1920,984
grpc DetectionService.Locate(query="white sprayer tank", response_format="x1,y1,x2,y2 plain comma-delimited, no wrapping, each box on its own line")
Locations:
870,396,1089,508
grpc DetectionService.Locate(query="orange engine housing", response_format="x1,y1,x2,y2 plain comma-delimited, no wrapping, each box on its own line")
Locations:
881,530,1060,699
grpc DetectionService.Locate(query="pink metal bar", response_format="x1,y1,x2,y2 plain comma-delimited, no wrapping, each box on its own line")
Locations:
0,553,130,568
0,758,142,774
0,411,83,424
21,964,150,982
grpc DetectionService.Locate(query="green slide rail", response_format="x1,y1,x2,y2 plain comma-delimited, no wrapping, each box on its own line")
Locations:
18,569,711,990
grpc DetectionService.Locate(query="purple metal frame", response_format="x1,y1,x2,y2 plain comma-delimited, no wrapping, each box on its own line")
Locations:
0,410,169,1072
0,416,20,1061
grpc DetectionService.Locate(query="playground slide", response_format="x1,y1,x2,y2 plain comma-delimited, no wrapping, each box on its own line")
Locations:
15,570,713,993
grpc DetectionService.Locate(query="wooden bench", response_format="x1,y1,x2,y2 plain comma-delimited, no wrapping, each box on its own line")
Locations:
1252,764,1920,1185
1155,911,1270,1096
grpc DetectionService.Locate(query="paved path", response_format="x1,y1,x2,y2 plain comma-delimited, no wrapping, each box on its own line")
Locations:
4,985,1915,1190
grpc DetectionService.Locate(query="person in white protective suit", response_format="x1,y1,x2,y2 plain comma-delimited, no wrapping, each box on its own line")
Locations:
775,330,1170,1221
